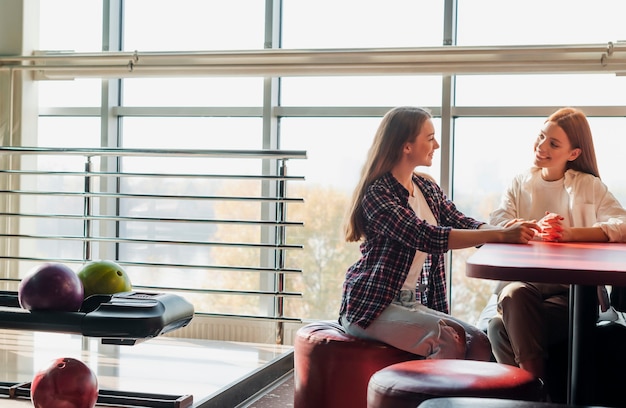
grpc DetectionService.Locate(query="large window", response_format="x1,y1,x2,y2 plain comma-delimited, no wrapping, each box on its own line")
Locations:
22,1,626,337
281,0,445,49
456,0,626,46
123,0,266,51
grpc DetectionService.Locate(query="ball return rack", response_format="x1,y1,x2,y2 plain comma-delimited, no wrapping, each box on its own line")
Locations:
0,290,195,407
0,290,194,345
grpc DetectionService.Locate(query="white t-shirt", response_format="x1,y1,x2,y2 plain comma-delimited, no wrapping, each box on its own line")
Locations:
526,177,571,227
402,181,437,292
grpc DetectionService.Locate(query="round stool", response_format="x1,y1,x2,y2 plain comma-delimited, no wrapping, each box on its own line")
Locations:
417,397,573,408
367,359,546,408
294,321,421,408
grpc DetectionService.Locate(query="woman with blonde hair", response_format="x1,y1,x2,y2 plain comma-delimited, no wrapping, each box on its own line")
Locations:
338,106,539,361
486,107,626,385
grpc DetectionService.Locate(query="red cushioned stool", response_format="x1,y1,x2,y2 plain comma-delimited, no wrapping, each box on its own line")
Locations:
367,359,546,408
294,321,421,408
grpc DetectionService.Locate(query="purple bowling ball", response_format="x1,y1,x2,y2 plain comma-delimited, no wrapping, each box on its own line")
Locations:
18,263,84,312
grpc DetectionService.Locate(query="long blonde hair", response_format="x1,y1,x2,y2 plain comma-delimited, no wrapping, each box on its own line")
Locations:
547,107,600,178
344,106,432,242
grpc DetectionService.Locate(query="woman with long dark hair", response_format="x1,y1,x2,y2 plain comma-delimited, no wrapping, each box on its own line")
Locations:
339,106,539,361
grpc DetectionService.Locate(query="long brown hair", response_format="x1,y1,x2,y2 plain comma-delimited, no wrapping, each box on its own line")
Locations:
344,106,432,242
547,107,600,178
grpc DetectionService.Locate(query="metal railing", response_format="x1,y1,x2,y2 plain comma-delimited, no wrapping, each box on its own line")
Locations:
0,147,306,340
2,42,626,77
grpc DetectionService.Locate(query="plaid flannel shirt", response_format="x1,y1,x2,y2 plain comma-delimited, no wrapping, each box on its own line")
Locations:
339,172,483,329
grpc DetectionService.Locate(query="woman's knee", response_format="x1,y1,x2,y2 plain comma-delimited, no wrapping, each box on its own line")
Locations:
499,282,541,309
431,321,466,359
465,326,493,361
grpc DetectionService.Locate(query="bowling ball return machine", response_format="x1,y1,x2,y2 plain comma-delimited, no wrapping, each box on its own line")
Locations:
0,290,196,407
0,290,195,345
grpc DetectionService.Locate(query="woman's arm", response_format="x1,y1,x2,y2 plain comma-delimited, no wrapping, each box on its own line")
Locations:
447,222,540,249
591,179,626,242
363,183,450,254
563,227,609,242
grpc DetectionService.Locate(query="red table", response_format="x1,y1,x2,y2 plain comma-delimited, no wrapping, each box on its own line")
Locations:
466,241,626,406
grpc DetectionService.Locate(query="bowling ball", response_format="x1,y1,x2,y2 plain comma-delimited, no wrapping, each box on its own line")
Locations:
31,357,99,408
78,260,132,298
18,263,84,312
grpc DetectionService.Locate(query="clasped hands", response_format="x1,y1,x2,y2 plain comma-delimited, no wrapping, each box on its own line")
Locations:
506,212,568,242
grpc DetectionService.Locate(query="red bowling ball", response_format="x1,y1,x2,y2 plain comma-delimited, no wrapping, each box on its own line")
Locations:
31,357,99,408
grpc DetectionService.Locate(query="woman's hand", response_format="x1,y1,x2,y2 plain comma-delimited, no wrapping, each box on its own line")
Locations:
501,221,541,244
537,212,568,241
503,218,526,228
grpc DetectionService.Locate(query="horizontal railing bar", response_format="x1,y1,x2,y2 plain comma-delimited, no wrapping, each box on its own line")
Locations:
0,147,307,159
0,169,305,181
34,105,626,120
1,43,624,78
112,106,264,117
0,256,302,274
135,285,302,298
0,279,302,299
192,312,302,324
26,61,623,78
0,190,305,203
0,212,304,227
0,233,303,250
0,43,610,62
38,106,273,117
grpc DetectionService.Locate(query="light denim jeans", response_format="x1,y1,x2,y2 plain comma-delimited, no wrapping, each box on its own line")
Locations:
340,292,466,359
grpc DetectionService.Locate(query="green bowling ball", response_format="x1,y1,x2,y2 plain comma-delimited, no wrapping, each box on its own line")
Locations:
77,260,132,298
